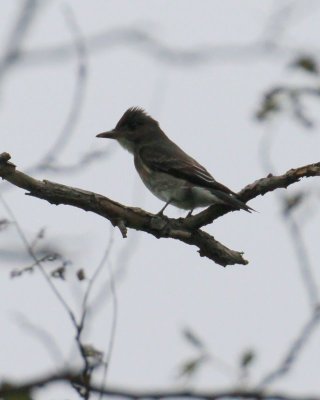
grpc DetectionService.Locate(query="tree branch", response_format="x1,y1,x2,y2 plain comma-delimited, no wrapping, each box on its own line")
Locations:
0,370,319,400
184,162,320,230
1,152,319,266
0,152,247,267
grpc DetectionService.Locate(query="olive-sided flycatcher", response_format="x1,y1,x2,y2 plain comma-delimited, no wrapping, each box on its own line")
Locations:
96,107,253,214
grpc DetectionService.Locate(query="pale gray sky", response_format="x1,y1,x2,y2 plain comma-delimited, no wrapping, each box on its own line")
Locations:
0,1,320,399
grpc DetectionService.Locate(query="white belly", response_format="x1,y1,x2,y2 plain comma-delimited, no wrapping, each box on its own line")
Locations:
134,154,224,210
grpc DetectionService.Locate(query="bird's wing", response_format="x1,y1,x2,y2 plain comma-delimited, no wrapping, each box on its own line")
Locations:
138,141,236,195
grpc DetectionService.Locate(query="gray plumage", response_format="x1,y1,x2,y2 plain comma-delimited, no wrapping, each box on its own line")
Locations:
97,107,253,214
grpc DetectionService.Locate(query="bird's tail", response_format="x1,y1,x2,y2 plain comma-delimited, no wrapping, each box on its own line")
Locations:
214,190,255,213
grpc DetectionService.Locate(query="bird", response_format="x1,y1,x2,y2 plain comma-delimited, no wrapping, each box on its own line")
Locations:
96,107,253,215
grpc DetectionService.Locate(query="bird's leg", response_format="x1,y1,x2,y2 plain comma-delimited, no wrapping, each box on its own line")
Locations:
157,200,171,216
186,208,194,217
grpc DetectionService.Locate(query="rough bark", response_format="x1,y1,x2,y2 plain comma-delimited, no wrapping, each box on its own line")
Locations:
1,152,319,266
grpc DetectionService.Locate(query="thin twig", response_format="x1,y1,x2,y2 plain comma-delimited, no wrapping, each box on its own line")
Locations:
0,194,78,329
10,26,320,68
72,229,115,400
0,370,320,400
284,215,319,307
0,1,88,194
78,227,115,335
256,125,320,387
32,2,88,170
39,146,114,174
0,0,40,80
88,232,140,319
258,306,320,387
12,311,66,366
98,247,118,399
259,128,319,308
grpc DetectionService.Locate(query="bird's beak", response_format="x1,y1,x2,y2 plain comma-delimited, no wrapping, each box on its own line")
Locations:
96,129,117,139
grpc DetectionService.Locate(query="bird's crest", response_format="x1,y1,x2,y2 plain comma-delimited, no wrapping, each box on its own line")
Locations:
116,107,158,130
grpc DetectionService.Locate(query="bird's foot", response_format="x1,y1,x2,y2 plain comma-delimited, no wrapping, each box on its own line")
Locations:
186,209,194,218
157,200,171,216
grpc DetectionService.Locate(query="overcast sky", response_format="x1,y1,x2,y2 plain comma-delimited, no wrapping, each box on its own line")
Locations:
0,1,320,399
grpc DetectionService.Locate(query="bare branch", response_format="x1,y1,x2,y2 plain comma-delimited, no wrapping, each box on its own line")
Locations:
0,0,40,80
38,146,113,174
79,229,114,334
185,161,320,230
30,3,88,171
0,370,319,400
0,152,247,266
98,239,118,396
259,306,320,388
12,312,65,365
255,85,320,127
258,127,319,309
284,215,319,307
11,26,320,69
0,0,89,198
1,153,319,266
0,192,78,328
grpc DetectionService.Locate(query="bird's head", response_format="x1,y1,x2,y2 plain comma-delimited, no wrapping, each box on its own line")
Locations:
96,107,160,153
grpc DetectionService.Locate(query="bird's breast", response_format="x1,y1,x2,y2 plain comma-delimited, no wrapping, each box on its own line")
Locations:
134,154,178,203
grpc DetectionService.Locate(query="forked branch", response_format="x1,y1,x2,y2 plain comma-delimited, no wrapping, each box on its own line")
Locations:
1,152,319,267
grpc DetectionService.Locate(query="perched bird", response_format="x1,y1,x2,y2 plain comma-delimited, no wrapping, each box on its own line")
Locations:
96,107,253,215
